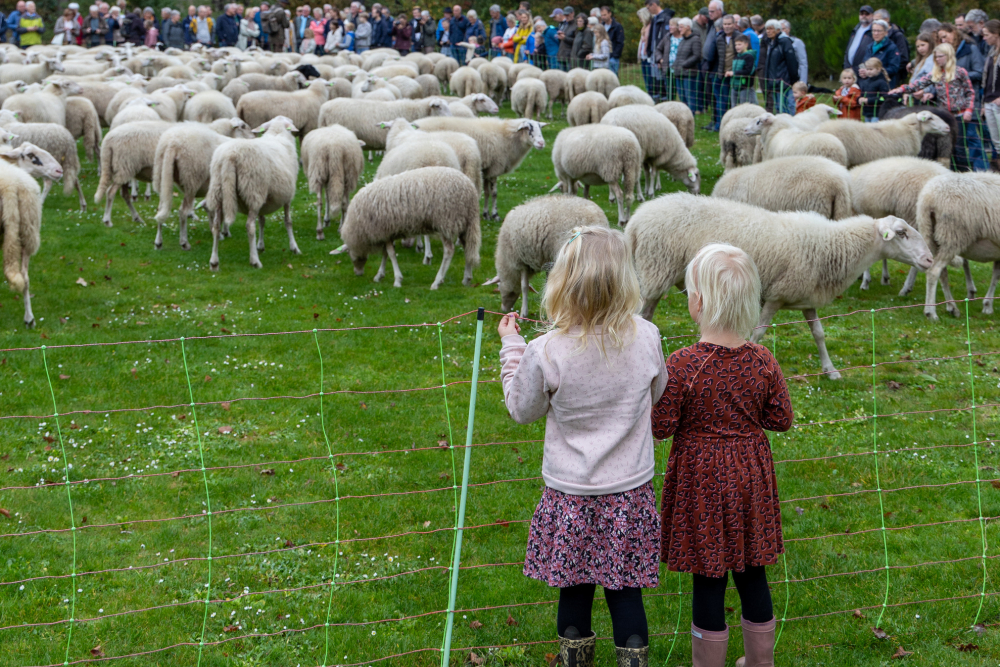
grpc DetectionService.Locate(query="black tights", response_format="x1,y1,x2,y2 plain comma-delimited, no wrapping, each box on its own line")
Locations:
556,584,648,647
691,566,773,632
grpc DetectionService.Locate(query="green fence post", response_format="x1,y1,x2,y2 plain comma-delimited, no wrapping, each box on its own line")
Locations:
440,307,486,667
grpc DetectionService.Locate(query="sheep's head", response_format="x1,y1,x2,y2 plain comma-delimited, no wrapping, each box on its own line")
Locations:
912,111,950,136
229,118,254,139
744,113,774,136
427,97,452,117
814,103,841,118
515,119,546,149
0,142,64,182
45,58,66,73
254,116,298,136
0,110,21,124
0,128,18,144
466,93,498,114
876,216,933,271
678,167,701,195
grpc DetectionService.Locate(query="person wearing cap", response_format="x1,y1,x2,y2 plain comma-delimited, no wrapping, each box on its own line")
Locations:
556,6,575,71
844,5,874,74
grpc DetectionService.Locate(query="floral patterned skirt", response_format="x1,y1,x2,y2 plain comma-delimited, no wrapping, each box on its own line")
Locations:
523,481,660,590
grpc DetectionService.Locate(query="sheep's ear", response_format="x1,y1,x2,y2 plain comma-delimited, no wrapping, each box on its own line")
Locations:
358,140,366,147
536,121,549,127
877,217,897,241
330,244,349,255
481,275,500,285
916,111,931,122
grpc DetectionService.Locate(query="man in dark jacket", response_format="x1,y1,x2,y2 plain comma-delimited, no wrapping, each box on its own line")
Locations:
122,7,145,46
844,4,874,73
645,0,672,100
600,6,624,75
665,18,701,110
965,9,990,57
765,19,798,114
556,7,575,71
448,5,469,64
216,4,239,47
263,2,288,52
707,14,737,130
161,10,185,49
81,6,108,47
699,1,722,125
873,9,908,86
182,5,196,45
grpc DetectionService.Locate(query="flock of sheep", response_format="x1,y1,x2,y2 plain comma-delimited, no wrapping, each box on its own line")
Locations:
0,40,998,380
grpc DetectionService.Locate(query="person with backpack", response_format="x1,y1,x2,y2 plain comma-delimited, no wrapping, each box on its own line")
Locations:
263,2,289,52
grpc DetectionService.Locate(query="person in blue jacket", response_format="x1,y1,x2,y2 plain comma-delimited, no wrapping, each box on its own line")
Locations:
860,19,901,84
182,4,196,45
542,20,559,68
449,4,469,63
215,3,240,47
6,1,24,46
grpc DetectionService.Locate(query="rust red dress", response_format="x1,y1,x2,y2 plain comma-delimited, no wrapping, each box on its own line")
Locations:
652,342,794,578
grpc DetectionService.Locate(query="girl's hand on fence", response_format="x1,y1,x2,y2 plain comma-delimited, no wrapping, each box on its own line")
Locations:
963,110,973,122
498,312,521,338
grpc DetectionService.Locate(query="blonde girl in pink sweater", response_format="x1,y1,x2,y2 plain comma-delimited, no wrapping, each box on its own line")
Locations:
498,225,667,667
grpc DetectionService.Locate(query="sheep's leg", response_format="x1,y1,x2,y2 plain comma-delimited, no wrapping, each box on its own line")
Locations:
284,204,301,254
880,259,891,286
640,296,661,320
489,178,500,221
373,249,387,282
899,267,919,296
154,217,164,250
121,186,144,223
583,184,590,200
209,208,222,271
368,150,373,162
102,184,118,227
519,270,530,318
256,214,266,251
982,262,1000,315
431,238,456,290
940,266,961,318
316,192,325,240
422,235,433,265
130,179,138,198
860,268,872,290
751,301,781,343
963,258,977,299
75,175,87,212
178,194,194,250
20,250,33,328
40,178,52,204
803,308,841,380
385,241,404,288
610,183,626,226
144,182,151,200
247,210,263,269
924,259,951,321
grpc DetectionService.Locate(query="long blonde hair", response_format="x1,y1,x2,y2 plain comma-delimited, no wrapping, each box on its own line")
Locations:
541,226,640,354
931,42,958,82
685,243,761,339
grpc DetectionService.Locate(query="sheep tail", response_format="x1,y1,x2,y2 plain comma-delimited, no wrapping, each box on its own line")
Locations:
94,141,112,203
524,95,535,121
2,190,24,293
154,143,178,223
462,207,482,269
62,144,81,198
214,152,239,227
87,114,102,163
325,154,344,220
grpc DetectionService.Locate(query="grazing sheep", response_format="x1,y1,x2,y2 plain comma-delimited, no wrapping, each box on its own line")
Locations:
815,112,951,167
448,93,499,117
351,75,401,99
183,90,238,123
149,85,195,122
539,69,568,119
879,99,957,166
384,118,483,196
110,97,161,129
300,124,364,241
433,57,459,83
720,102,766,129
104,86,144,124
334,167,480,289
1,79,81,126
205,116,301,270
221,71,305,104
918,172,1000,320
478,62,507,104
318,97,451,153
389,75,423,99
565,68,589,101
0,158,42,327
491,56,514,73
552,124,642,225
0,80,25,107
95,120,173,226
0,57,64,84
152,118,254,250
607,85,654,109
654,101,695,148
415,73,442,98
712,156,853,222
746,113,849,165
511,78,548,121
626,193,934,378
236,79,331,137
585,68,619,98
566,91,610,126
486,195,610,316
370,64,420,80
601,105,700,198
414,117,546,220
0,110,86,209
449,66,484,97
65,96,102,162
849,156,951,291
719,117,761,170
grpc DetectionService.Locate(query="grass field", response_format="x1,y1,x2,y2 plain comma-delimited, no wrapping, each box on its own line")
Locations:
2,90,1000,667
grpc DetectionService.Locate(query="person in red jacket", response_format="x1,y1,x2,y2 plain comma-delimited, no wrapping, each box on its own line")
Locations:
833,68,863,120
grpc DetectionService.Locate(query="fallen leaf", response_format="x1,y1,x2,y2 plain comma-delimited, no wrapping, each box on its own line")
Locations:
517,456,524,463
545,653,558,667
506,614,518,626
260,468,275,475
957,643,978,652
0,508,10,519
218,426,232,434
268,496,277,502
224,625,239,633
171,471,180,478
104,275,111,281
175,414,186,420
886,380,901,391
59,317,67,324
284,539,293,548
892,646,912,659
204,375,212,382
59,374,70,380
973,624,986,636
90,646,105,657
359,402,367,410
130,367,137,377
725,606,735,613
853,609,865,619
438,472,450,480
313,313,319,319
422,521,431,528
872,627,888,640
438,440,449,448
991,480,1000,490
75,277,88,287
92,323,100,328
220,402,230,411
468,651,484,666
69,424,79,430
220,328,230,333
469,620,483,629
43,435,55,444
794,507,805,516
335,463,347,471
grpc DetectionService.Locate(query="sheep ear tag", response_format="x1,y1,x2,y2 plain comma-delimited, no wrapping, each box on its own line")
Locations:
687,171,696,181
882,230,893,241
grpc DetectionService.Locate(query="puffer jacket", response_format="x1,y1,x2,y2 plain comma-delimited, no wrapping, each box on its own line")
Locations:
900,66,976,115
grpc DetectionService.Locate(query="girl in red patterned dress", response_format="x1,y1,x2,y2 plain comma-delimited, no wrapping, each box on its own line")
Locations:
499,226,668,667
651,244,793,667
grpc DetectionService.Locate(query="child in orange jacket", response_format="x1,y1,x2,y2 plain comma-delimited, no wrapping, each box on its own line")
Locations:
833,68,863,121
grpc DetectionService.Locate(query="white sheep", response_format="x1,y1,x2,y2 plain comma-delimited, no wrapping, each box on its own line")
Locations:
384,118,483,196
433,57,459,83
414,116,546,220
370,64,420,80
0,110,86,210
787,104,841,130
236,79,331,137
152,118,254,250
566,91,610,126
221,71,305,104
849,156,951,292
104,86,144,124
389,75,423,99
745,113,848,165
183,90,238,123
449,66,484,97
0,157,42,327
720,102,766,129
626,193,934,378
654,101,695,148
712,156,853,221
918,172,1000,320
415,73,442,98
565,68,589,101
607,85,654,109
719,117,761,170
448,93,499,117
334,167,480,289
601,105,699,198
551,124,642,226
539,69,568,119
478,62,507,104
585,69,619,98
300,124,364,241
815,112,951,167
317,96,452,152
510,78,548,121
110,97,161,128
205,116,301,270
65,96,102,162
0,57,64,84
0,80,25,107
1,79,81,125
485,195,610,316
95,120,173,226
149,85,196,122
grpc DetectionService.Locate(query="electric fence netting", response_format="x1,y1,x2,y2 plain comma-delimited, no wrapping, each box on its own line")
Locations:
1,301,998,666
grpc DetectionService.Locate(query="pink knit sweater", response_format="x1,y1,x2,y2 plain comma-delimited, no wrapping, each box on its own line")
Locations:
499,316,668,496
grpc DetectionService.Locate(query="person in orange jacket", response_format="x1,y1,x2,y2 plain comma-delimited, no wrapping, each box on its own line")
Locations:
833,68,863,120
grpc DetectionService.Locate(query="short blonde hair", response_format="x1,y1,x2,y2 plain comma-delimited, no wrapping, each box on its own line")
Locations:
685,243,761,339
542,226,640,354
792,81,808,93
